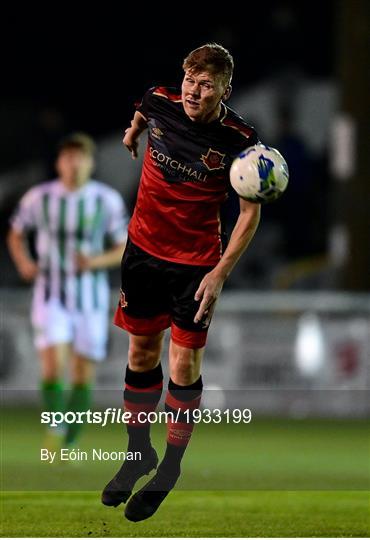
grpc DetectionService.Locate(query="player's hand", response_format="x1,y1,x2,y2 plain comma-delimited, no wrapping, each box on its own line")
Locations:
123,128,139,159
75,253,92,271
17,258,38,282
193,270,225,324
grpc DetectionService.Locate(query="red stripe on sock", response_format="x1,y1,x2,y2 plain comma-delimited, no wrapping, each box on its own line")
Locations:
124,400,159,426
124,401,159,413
125,382,163,393
165,391,201,412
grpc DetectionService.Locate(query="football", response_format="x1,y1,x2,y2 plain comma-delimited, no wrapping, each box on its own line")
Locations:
230,144,289,203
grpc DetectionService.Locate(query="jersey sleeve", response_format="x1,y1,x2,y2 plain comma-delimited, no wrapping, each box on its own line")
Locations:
9,186,39,232
235,127,259,153
104,189,129,245
249,128,259,146
136,87,156,120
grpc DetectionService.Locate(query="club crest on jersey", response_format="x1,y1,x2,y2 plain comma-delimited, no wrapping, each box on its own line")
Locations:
151,127,164,140
200,148,226,171
119,289,128,308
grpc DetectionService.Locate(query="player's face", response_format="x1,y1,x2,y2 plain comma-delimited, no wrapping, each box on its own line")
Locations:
182,70,229,123
56,148,94,189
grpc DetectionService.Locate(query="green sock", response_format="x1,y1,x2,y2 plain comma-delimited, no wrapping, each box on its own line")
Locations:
65,383,92,446
41,380,65,413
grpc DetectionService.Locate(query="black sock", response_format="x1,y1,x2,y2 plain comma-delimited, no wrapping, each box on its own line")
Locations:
127,425,151,454
159,444,187,477
159,376,203,478
123,364,163,454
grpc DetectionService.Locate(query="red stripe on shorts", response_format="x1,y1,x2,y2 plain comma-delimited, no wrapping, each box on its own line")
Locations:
171,322,208,349
114,305,170,335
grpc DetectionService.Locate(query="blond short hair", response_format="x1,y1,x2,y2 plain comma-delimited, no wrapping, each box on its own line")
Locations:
183,43,234,86
57,132,96,156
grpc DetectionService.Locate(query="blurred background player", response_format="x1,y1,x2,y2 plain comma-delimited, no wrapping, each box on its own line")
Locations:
102,43,260,521
7,133,128,450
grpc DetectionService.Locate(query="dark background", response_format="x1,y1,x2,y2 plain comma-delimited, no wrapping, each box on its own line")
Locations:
1,1,368,290
0,3,334,169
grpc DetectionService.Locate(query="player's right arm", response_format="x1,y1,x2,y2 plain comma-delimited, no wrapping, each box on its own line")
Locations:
122,110,148,159
7,228,38,282
7,186,40,282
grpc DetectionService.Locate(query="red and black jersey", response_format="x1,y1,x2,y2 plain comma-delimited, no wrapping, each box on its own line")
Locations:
128,86,258,266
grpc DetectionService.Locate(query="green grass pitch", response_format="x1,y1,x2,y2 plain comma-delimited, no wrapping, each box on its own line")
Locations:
1,409,369,537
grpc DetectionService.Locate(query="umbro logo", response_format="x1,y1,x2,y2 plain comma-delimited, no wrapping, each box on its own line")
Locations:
151,127,164,140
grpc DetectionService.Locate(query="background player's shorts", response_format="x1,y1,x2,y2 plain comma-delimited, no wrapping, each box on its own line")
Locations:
31,298,108,361
114,239,215,349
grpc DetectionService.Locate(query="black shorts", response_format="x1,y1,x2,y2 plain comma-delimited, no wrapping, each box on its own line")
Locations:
114,239,215,348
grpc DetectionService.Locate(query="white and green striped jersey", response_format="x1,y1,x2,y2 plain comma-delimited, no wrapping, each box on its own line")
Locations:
11,179,128,312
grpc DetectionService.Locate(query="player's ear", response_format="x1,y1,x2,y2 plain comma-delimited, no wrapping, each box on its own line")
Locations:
223,85,232,101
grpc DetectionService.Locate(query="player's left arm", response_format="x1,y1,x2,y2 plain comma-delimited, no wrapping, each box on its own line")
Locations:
76,242,126,271
76,190,128,271
194,199,260,323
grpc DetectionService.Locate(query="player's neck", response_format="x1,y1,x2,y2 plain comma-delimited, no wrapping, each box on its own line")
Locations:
200,103,223,124
60,177,89,191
